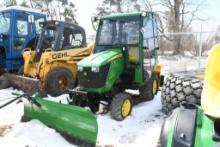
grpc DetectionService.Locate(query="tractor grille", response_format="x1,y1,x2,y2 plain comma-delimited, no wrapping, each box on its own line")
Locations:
78,64,110,88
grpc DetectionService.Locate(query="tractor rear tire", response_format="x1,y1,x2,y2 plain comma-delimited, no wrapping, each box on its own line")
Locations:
45,68,75,97
110,93,133,121
139,74,159,101
161,75,203,114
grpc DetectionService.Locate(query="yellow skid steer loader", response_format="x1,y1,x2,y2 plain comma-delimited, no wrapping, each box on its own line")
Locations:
0,21,94,96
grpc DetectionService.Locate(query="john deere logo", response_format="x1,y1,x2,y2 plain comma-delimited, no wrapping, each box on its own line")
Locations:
83,72,87,76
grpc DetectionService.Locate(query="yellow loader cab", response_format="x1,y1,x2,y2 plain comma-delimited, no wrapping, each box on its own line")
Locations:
10,21,94,96
201,43,220,119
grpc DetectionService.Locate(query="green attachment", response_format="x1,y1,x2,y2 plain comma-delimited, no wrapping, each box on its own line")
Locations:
23,94,98,146
164,107,217,147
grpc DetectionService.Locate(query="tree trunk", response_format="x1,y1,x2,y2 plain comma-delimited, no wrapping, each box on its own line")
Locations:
173,0,181,55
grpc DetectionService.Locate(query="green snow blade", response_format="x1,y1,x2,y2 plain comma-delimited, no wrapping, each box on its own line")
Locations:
23,95,98,146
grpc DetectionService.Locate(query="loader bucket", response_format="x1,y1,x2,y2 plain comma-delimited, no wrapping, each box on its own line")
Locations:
23,94,98,146
0,73,47,96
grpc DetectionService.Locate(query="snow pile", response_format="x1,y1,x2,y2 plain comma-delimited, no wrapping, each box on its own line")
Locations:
97,92,165,147
0,88,165,147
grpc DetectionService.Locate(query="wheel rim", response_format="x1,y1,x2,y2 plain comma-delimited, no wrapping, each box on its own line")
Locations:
57,75,68,90
121,99,131,117
152,80,157,95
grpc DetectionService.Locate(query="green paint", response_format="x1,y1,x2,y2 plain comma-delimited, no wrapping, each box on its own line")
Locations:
135,66,144,84
165,107,217,147
84,55,124,94
194,108,215,147
23,94,98,144
78,49,122,67
166,109,179,147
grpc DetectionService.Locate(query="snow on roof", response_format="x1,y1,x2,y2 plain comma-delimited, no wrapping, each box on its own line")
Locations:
0,6,46,15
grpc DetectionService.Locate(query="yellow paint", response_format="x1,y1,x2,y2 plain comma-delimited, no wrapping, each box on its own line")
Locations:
152,79,157,95
153,65,162,74
23,41,95,87
121,99,131,117
201,43,220,119
194,73,204,79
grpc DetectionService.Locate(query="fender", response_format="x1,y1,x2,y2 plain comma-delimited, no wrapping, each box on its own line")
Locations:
160,104,197,147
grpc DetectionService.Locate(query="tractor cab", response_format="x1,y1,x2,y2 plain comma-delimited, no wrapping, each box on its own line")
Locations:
37,20,86,52
69,12,161,121
34,20,86,61
0,6,46,72
94,12,159,85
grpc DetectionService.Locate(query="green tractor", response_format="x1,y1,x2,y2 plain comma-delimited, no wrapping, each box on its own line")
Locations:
160,44,220,147
68,12,162,121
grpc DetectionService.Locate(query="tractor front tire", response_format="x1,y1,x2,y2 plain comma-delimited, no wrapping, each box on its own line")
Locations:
45,68,75,97
139,74,159,101
110,93,133,121
161,75,203,114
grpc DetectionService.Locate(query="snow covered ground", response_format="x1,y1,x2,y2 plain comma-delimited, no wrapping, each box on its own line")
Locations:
0,55,207,147
0,88,164,147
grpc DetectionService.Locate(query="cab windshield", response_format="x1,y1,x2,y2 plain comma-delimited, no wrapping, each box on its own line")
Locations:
97,18,139,46
37,26,57,51
0,12,10,34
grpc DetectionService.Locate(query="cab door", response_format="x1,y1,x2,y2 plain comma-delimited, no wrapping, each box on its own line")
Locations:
142,13,158,75
12,11,31,58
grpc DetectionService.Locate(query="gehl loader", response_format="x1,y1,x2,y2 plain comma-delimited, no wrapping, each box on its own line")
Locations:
160,44,220,147
0,20,94,96
68,12,162,121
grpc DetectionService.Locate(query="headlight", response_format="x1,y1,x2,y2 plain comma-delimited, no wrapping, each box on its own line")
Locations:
91,67,99,72
78,66,83,71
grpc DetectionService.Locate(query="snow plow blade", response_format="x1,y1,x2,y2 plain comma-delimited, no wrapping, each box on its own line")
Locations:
0,73,47,96
23,94,98,146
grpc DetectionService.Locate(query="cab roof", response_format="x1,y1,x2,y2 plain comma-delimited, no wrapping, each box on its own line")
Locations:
40,20,85,32
0,6,45,15
99,11,154,19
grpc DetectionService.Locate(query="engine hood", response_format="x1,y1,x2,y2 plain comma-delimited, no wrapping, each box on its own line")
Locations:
78,49,122,67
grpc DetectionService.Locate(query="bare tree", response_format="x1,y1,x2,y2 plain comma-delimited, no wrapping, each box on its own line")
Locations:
146,0,206,54
95,0,143,16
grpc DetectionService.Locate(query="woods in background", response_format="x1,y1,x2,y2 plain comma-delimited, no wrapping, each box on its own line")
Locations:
2,0,217,56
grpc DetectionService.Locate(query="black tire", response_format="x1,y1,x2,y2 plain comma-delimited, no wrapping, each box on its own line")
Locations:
161,75,203,114
17,66,24,75
45,68,75,97
110,93,133,121
139,74,159,101
0,75,9,89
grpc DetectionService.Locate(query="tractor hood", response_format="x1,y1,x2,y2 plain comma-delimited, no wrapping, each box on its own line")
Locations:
78,49,122,67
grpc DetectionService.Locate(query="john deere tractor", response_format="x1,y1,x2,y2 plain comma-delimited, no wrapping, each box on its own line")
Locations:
160,44,220,147
68,12,162,121
0,20,94,96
